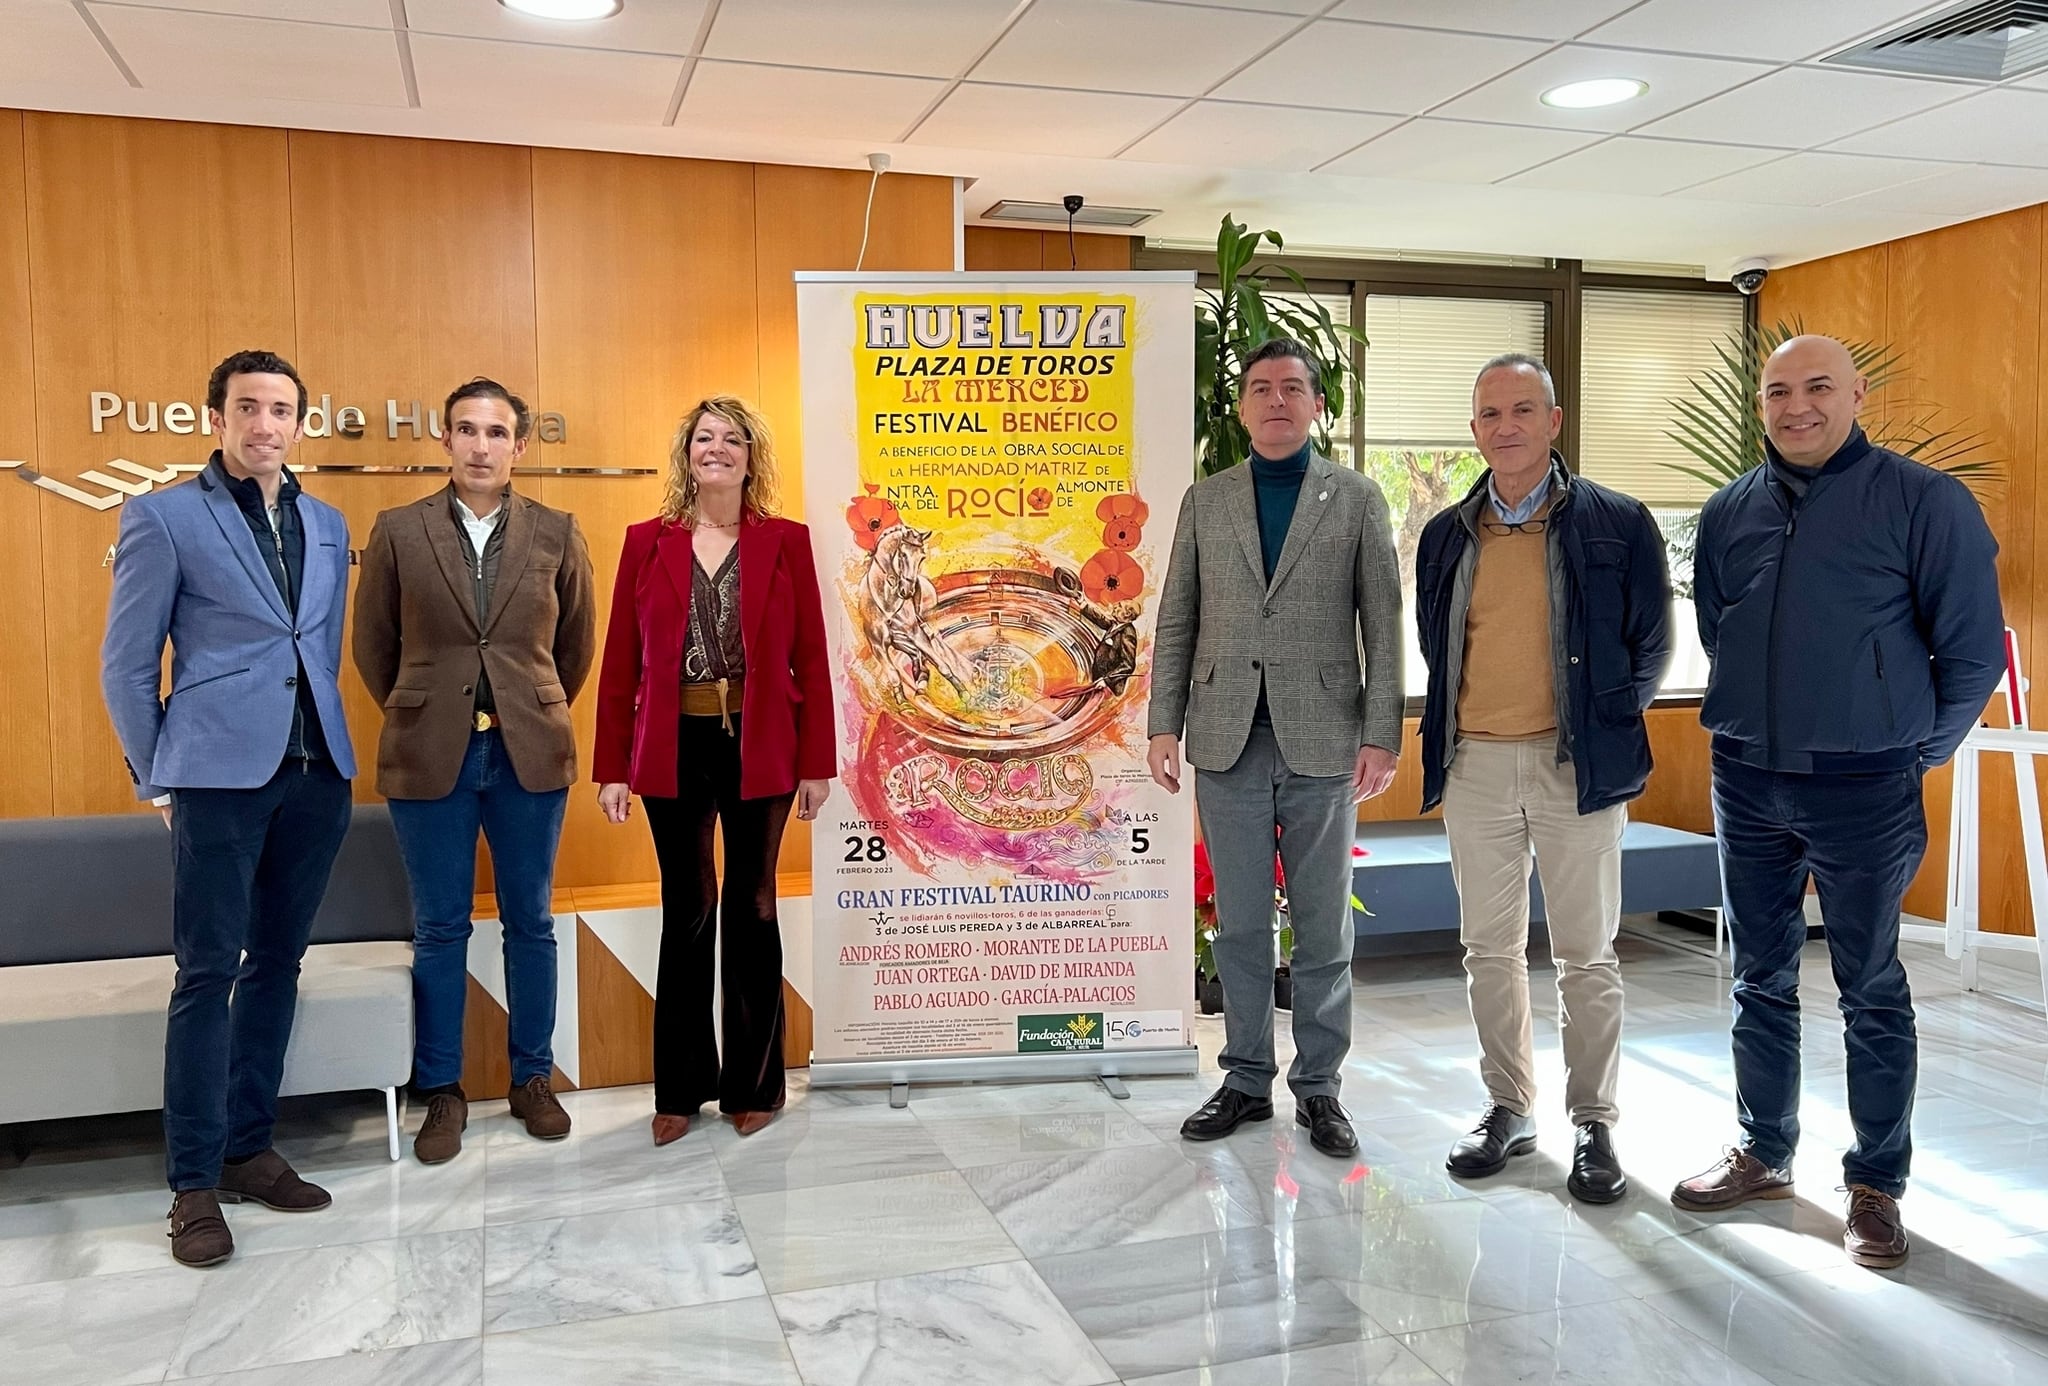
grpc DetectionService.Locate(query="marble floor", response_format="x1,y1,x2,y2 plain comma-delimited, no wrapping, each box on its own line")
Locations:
3,919,2044,1386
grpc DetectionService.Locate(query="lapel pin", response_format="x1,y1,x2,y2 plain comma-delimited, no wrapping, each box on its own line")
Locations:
1318,491,1328,501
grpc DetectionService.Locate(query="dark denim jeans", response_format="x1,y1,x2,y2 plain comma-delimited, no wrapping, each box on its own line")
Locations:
166,758,351,1191
1712,753,1926,1196
387,732,569,1092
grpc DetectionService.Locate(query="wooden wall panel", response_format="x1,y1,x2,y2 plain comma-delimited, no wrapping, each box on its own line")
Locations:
0,111,51,817
1635,706,1714,836
962,227,1137,273
25,115,297,816
1887,208,2043,931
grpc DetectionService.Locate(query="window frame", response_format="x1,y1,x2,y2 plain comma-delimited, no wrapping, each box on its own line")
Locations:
1136,244,1749,712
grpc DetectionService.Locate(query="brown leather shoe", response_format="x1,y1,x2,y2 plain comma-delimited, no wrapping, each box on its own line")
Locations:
1844,1184,1909,1268
216,1149,331,1212
414,1092,468,1165
509,1075,571,1140
651,1114,691,1146
168,1190,234,1267
730,1110,776,1137
1671,1147,1793,1212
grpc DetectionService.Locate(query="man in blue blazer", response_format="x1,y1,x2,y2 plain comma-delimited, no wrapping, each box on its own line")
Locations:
101,349,357,1268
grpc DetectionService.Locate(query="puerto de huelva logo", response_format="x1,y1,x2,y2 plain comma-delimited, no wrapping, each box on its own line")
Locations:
1017,1013,1104,1053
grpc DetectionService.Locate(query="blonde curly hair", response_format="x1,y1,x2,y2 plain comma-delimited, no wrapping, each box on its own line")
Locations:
661,394,783,527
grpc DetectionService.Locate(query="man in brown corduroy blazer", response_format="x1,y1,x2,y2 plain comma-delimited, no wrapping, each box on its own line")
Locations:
353,377,596,1165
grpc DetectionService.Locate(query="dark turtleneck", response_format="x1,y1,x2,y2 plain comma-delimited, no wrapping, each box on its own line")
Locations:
1249,440,1310,583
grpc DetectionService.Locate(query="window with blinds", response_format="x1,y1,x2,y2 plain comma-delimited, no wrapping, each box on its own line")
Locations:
1579,288,1746,509
1361,295,1547,447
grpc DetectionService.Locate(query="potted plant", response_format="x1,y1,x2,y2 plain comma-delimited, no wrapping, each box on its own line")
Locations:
1196,215,1365,478
1193,840,1224,1015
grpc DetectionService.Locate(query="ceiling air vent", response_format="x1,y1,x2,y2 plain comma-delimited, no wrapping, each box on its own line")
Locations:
1822,0,2048,81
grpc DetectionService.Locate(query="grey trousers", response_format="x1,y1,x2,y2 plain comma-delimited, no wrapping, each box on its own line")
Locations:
1195,722,1356,1100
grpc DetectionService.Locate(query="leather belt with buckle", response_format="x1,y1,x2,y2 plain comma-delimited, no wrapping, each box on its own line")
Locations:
474,710,498,732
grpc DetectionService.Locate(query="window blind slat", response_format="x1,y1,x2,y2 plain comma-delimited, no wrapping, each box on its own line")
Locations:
1579,288,1746,509
1362,296,1547,447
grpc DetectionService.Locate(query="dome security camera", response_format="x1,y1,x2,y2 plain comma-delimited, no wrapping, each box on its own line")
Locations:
1731,259,1770,295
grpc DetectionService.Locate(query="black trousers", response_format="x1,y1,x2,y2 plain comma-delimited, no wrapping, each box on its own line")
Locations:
165,758,352,1190
642,714,794,1116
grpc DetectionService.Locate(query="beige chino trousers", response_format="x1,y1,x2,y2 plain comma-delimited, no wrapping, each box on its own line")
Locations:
1442,737,1626,1126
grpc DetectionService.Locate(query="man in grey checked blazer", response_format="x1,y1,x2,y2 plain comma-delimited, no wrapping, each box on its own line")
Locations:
1148,338,1404,1156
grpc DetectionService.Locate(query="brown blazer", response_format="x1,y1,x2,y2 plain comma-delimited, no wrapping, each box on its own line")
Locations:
353,488,597,800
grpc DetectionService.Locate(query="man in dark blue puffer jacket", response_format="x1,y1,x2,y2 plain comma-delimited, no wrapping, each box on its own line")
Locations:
1671,335,2004,1272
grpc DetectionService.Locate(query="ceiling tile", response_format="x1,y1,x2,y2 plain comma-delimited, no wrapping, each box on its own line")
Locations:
1317,117,1602,181
1122,100,1401,171
1218,19,1546,114
1828,87,2048,166
1145,0,1323,13
974,0,1284,98
907,82,1182,158
678,62,942,144
1329,0,1637,41
1505,135,1781,195
1832,162,2048,216
95,1,389,21
1637,66,1977,149
410,33,682,124
1434,44,1773,132
1673,151,1954,205
89,5,409,105
1580,0,1946,63
702,0,1013,78
2,1,126,87
404,0,710,54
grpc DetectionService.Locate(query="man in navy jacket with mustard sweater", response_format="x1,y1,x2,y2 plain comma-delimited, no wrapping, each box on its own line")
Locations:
1671,335,2003,1270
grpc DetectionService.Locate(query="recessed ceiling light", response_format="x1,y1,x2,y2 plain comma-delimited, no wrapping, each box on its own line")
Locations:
499,0,623,19
1540,77,1648,109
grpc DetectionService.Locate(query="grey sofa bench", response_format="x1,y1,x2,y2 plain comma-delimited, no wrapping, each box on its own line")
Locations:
1351,819,1724,949
0,807,416,1160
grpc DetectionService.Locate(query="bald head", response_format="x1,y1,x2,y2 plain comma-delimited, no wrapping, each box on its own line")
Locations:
1761,334,1866,467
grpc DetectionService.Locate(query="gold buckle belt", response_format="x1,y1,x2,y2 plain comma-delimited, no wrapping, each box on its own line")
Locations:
474,710,499,732
679,676,743,733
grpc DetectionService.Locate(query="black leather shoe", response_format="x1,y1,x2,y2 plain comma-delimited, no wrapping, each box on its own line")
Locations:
1446,1103,1537,1178
1567,1121,1628,1204
1179,1085,1274,1141
1296,1095,1358,1157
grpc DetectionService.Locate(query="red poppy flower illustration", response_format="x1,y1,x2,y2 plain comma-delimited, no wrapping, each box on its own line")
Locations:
1027,486,1054,514
1102,519,1141,551
845,486,901,552
1095,493,1150,527
1081,549,1143,604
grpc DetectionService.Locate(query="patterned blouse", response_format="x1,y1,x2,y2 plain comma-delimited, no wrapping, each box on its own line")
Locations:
681,546,744,683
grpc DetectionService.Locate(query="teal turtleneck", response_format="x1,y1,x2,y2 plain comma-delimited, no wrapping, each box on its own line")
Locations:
1249,440,1310,583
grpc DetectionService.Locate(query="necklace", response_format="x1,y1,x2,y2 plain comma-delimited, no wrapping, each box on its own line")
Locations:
696,519,740,531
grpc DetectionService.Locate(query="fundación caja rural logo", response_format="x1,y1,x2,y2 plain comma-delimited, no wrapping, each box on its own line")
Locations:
1017,1013,1103,1053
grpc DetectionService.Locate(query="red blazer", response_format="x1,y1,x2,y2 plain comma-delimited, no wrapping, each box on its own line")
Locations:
594,514,836,801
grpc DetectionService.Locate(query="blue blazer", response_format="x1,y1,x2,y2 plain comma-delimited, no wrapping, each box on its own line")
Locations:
101,467,357,799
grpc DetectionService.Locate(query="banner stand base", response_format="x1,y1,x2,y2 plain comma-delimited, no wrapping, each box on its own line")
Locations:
809,1046,1199,1106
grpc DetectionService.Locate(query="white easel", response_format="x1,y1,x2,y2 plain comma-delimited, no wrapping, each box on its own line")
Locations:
1900,628,2048,1019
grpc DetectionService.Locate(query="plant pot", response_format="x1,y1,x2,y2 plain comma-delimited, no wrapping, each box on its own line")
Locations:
1273,964,1293,1013
1196,969,1225,1016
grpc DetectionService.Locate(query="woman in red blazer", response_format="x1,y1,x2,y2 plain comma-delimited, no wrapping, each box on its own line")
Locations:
595,395,835,1145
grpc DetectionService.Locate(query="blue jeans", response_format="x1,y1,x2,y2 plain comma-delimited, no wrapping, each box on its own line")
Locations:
166,758,351,1191
1713,754,1926,1196
387,732,569,1092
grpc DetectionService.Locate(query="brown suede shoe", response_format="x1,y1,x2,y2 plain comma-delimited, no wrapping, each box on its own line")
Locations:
509,1075,571,1140
1671,1147,1794,1212
414,1092,468,1165
651,1114,691,1146
216,1149,332,1212
1844,1184,1909,1268
168,1189,234,1267
730,1110,776,1137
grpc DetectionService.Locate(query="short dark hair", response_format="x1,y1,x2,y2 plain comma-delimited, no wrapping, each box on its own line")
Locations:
207,350,308,422
443,377,533,441
1240,337,1322,394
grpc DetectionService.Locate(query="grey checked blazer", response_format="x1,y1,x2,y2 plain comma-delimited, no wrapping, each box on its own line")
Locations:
1147,452,1403,777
